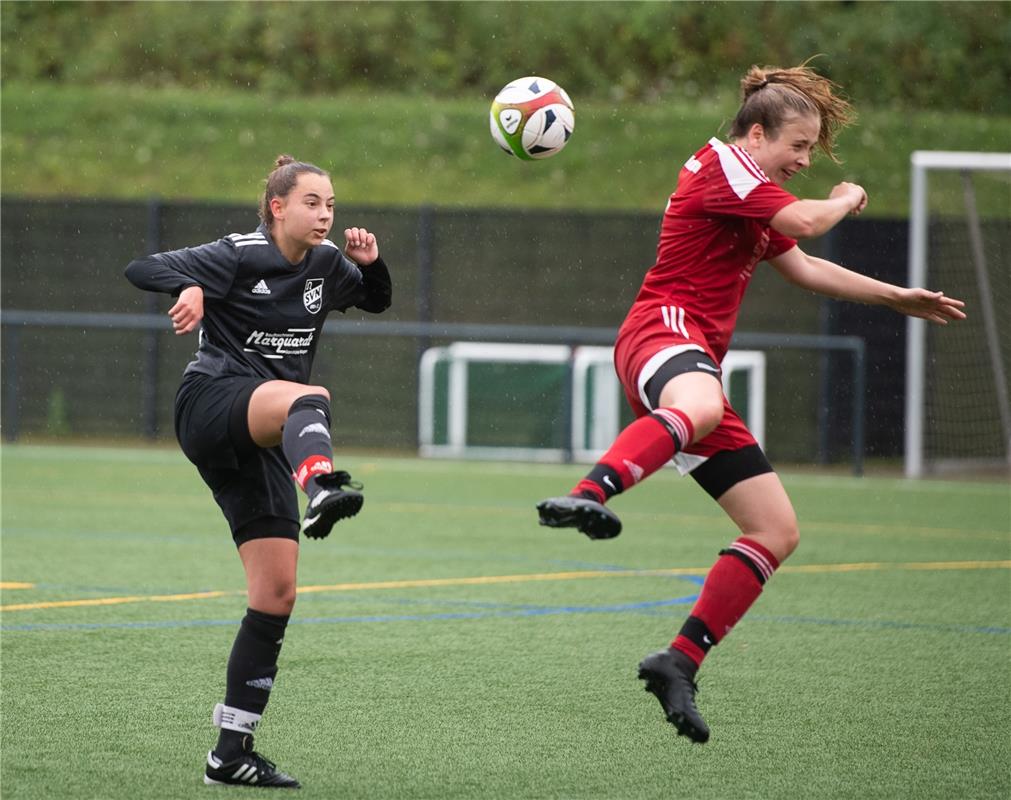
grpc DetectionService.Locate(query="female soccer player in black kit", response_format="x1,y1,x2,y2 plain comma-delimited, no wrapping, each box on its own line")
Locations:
126,155,391,788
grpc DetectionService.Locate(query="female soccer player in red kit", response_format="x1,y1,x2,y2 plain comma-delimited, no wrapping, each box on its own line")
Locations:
537,63,966,743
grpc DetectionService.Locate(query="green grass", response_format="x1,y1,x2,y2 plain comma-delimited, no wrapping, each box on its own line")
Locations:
3,81,1010,216
2,444,1010,799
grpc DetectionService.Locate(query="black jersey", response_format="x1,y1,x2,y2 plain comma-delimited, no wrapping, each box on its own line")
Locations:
125,224,392,382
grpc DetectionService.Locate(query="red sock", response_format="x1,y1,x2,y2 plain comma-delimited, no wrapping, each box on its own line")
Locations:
292,455,333,491
573,408,694,500
672,537,780,667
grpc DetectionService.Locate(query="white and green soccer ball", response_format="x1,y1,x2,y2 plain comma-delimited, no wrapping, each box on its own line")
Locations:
489,76,575,160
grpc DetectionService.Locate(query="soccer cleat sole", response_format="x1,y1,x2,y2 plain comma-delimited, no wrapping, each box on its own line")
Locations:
536,496,621,540
301,492,364,540
637,661,710,744
202,776,301,788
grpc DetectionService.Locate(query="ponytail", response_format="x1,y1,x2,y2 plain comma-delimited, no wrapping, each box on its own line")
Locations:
730,59,855,163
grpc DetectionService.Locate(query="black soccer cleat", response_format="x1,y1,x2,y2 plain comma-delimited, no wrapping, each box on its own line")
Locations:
204,747,301,788
638,647,710,743
301,471,364,540
536,495,622,540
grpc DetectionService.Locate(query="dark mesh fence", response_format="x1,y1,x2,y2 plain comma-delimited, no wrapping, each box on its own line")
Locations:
2,196,895,464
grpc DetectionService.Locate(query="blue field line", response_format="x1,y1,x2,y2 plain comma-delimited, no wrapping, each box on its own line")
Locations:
2,594,701,632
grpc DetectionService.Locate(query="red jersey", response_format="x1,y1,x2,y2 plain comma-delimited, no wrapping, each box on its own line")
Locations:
627,137,798,361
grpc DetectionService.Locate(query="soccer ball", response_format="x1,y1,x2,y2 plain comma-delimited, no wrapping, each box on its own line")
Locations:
489,76,575,160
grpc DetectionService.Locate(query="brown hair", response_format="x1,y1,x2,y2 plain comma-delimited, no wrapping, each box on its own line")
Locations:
729,60,855,163
259,155,329,227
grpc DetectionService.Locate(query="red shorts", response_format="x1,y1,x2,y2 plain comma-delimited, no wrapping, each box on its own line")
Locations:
614,303,757,471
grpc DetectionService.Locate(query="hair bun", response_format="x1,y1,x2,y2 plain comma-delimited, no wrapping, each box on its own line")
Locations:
274,154,296,168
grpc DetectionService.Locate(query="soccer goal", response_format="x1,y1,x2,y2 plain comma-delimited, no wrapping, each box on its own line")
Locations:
417,342,766,463
905,151,1011,477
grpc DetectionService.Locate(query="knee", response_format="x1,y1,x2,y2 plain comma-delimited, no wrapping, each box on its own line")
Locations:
780,522,800,560
287,387,331,422
274,587,297,616
704,397,726,431
749,514,800,564
691,397,725,441
304,385,330,403
275,579,298,612
773,515,800,561
254,579,297,616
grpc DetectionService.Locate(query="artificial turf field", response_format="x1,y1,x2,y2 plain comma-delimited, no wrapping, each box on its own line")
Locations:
2,444,1009,799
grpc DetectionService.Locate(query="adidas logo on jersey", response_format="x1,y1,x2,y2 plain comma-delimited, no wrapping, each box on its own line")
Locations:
252,280,271,295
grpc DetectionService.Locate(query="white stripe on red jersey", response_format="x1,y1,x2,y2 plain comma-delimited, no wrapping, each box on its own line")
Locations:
709,137,770,200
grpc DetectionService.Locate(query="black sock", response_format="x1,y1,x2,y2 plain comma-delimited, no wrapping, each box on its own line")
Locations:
583,463,624,500
215,608,289,761
282,394,333,496
214,730,250,763
675,616,714,668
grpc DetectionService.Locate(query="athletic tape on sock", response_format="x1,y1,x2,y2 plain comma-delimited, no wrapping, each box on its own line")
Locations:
213,702,262,734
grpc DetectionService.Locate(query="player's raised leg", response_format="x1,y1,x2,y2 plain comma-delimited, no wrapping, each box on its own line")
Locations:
248,380,364,539
537,367,723,539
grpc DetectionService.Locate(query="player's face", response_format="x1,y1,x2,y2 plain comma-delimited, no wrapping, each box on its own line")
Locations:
748,114,820,186
275,173,336,247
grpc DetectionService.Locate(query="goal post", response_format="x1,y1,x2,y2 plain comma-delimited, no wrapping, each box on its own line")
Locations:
905,151,1011,477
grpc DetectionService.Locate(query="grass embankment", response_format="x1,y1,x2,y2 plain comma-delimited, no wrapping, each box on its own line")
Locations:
4,81,1009,215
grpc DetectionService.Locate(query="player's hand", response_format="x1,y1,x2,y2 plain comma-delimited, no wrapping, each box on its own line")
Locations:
830,182,867,216
344,227,379,265
889,288,966,325
168,285,204,335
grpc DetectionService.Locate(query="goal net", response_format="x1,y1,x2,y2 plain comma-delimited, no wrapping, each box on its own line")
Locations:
905,151,1011,477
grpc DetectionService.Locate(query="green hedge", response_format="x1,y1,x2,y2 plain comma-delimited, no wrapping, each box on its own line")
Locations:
3,1,1009,114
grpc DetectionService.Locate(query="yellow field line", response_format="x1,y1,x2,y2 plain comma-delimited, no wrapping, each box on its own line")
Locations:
2,561,1008,613
0,582,35,590
0,590,239,612
781,561,1011,573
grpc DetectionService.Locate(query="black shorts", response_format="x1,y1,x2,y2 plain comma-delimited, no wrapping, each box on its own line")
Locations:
643,349,722,407
690,444,775,501
174,372,300,545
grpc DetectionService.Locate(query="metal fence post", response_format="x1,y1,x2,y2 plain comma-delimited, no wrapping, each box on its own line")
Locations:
415,206,435,445
3,325,20,441
852,340,866,477
142,198,162,439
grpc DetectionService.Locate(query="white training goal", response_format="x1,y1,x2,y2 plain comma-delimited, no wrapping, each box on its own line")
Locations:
905,151,1011,477
418,342,766,463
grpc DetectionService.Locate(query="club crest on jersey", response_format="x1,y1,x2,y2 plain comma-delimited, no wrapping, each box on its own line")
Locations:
303,279,324,314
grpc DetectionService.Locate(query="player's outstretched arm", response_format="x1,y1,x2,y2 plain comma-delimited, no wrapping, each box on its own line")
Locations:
769,247,966,325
